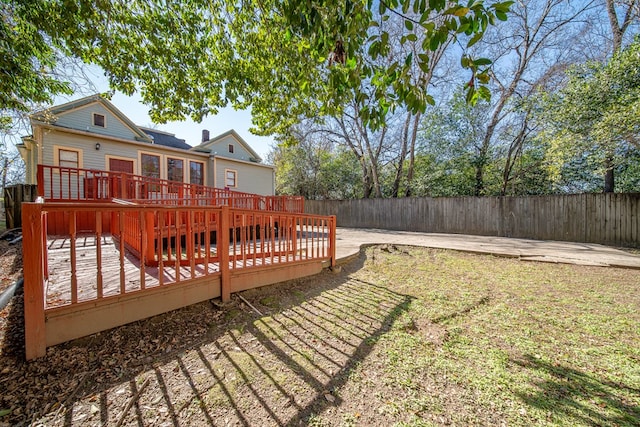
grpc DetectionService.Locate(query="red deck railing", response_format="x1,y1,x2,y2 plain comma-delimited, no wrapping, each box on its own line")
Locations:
22,201,336,360
37,164,304,212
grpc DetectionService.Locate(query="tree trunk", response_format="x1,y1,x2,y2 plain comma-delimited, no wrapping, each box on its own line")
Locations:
404,113,421,197
500,115,529,196
604,157,615,193
391,114,411,198
1,157,8,196
363,129,385,198
474,156,486,196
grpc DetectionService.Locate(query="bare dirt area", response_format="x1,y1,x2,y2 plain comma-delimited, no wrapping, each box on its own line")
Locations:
0,237,22,295
0,245,639,426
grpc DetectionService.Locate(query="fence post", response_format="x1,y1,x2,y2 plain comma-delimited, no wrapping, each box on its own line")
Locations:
220,206,231,302
23,202,47,360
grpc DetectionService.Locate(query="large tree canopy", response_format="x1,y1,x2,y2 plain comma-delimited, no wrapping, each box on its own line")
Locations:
0,0,72,126
2,0,512,136
539,37,640,190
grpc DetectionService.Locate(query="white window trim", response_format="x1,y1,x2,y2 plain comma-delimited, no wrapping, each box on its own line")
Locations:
138,151,208,184
166,155,187,183
225,168,238,188
53,145,84,169
188,160,206,186
138,151,162,180
92,112,107,128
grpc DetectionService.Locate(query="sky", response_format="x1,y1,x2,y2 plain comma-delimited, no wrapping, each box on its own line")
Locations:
53,67,277,162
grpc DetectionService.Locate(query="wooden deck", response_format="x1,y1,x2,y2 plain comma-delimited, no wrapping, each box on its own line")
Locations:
23,202,336,360
45,235,218,308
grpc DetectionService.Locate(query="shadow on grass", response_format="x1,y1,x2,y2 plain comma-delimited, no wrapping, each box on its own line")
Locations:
513,354,640,426
0,252,415,426
431,295,490,324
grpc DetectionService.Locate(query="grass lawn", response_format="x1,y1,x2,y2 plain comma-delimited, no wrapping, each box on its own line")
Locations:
339,246,640,426
1,245,638,426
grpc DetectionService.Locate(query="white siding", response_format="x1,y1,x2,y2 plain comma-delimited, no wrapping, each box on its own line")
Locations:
54,102,142,141
209,135,258,162
215,158,274,195
42,129,208,180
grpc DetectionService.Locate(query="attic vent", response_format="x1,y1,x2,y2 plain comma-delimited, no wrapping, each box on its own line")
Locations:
228,144,234,154
93,113,106,128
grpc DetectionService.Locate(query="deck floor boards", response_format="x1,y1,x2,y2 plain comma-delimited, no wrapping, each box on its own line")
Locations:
44,234,329,309
45,235,220,308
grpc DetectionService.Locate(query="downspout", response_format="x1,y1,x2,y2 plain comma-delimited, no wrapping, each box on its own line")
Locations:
0,278,24,311
211,155,217,188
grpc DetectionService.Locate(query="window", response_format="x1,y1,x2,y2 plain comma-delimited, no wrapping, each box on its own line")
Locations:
228,144,234,154
59,149,79,168
108,158,134,174
190,161,204,185
225,169,237,188
93,113,106,128
167,157,184,182
141,153,160,179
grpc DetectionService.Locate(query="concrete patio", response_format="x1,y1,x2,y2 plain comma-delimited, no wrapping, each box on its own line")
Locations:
334,228,640,269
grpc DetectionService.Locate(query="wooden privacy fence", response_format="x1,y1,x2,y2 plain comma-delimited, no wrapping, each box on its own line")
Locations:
22,201,336,360
305,193,640,248
3,184,37,228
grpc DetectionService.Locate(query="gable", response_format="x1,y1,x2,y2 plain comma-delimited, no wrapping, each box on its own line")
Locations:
52,101,145,142
194,130,262,163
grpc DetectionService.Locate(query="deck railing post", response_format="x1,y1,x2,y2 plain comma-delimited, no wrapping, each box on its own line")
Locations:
292,216,298,260
120,173,127,199
36,165,44,197
42,210,49,280
23,202,47,360
220,206,231,302
329,215,337,268
145,210,155,265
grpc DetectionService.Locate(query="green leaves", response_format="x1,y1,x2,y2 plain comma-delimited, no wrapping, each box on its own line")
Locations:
0,1,73,115
535,38,640,192
404,19,414,31
2,0,512,137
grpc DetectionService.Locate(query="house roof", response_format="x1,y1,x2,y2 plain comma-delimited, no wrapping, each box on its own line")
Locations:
192,129,262,162
31,96,263,158
30,94,153,143
140,128,192,150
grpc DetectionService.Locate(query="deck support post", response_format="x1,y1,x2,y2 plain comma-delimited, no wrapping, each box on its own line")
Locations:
220,206,231,302
23,203,47,360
